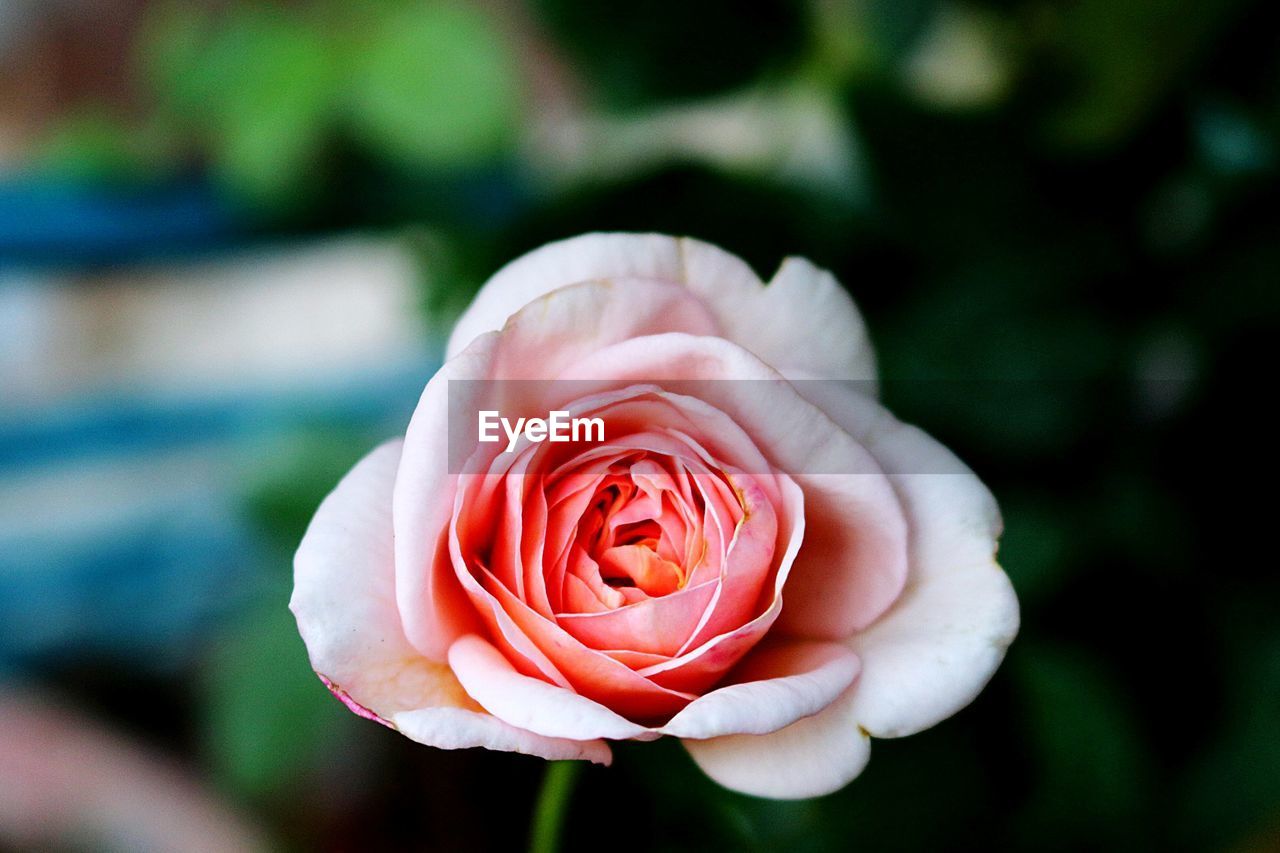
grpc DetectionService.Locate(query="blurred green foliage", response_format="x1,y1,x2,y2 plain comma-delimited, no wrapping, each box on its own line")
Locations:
1038,0,1250,148
29,0,1280,849
37,111,157,182
345,2,519,169
69,0,523,210
201,600,360,804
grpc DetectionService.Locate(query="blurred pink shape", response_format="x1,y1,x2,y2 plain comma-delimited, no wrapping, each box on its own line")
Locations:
0,688,269,852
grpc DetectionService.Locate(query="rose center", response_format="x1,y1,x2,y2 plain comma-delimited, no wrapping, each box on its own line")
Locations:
576,481,692,598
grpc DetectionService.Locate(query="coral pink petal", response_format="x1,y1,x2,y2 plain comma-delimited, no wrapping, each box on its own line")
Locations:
680,474,778,650
637,472,805,693
471,564,697,720
556,579,718,656
559,333,909,637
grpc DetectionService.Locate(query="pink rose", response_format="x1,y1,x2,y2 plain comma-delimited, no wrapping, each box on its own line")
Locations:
291,233,1019,798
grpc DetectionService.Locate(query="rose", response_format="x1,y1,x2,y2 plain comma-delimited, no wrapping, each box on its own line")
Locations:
291,233,1019,798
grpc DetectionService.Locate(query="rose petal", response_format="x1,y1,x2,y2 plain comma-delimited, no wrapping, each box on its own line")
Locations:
487,278,720,380
556,578,718,656
292,441,609,763
559,332,909,638
447,234,738,359
678,471,778,650
717,256,877,386
683,684,871,799
660,640,860,739
447,632,858,750
448,634,653,741
792,380,1020,737
392,707,609,764
393,335,500,661
447,233,876,380
637,473,805,694
465,562,698,720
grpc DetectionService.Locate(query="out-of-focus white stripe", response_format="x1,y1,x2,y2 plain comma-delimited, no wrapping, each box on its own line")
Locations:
1,236,428,408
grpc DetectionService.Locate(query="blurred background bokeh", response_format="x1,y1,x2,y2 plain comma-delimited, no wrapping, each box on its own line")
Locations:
1,0,1276,850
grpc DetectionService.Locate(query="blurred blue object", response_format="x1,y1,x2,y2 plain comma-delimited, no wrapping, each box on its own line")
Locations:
0,369,430,676
0,177,236,267
0,235,435,675
0,374,423,472
0,495,261,675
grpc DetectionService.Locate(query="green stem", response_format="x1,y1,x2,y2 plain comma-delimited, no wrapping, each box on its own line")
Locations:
529,761,581,853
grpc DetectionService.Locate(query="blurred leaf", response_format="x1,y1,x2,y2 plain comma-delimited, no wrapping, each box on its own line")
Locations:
1040,0,1250,149
881,265,1118,458
998,495,1074,605
209,11,336,206
405,228,488,341
1013,644,1151,844
606,721,992,853
142,4,337,207
201,601,364,804
1141,172,1215,255
243,429,385,551
1096,468,1192,572
1177,618,1280,847
1129,322,1203,420
344,1,519,170
137,1,217,113
853,0,937,61
36,112,151,181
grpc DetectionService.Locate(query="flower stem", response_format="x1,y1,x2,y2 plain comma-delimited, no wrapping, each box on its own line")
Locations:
529,760,581,853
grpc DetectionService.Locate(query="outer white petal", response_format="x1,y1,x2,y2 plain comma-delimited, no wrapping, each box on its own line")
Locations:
446,233,875,380
683,684,871,799
448,633,859,747
448,635,653,741
795,381,1020,738
660,641,860,739
721,256,877,388
393,334,500,661
391,707,609,762
291,441,609,764
685,387,1018,797
446,233,696,358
